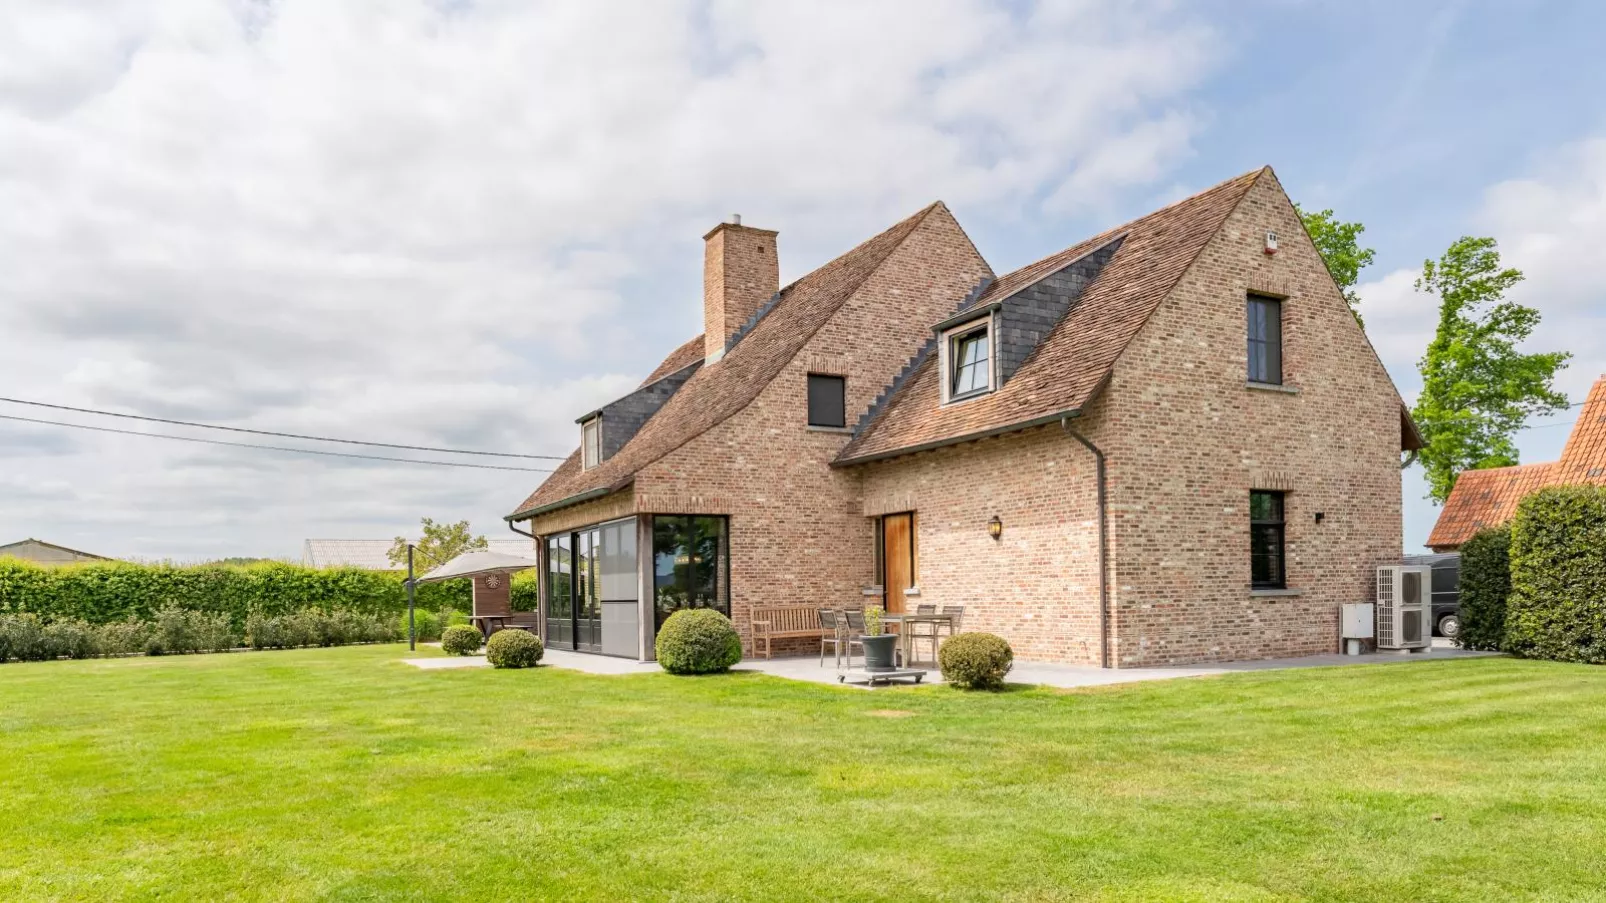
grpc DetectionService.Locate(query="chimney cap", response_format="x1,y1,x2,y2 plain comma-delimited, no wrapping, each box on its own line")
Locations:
732,213,741,225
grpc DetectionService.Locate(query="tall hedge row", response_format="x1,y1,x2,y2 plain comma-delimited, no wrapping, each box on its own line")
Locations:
1456,525,1513,652
1504,485,1606,664
0,558,540,629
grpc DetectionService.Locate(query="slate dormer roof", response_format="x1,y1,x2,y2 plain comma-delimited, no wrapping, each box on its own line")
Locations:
836,170,1265,465
507,202,946,521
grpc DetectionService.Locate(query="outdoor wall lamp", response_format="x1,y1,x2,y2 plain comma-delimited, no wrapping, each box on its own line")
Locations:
988,515,1003,540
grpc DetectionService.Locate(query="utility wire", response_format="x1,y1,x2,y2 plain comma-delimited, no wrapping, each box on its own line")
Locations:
0,413,554,473
0,396,567,460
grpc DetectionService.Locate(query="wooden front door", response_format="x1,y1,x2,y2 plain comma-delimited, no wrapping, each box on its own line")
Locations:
881,512,916,614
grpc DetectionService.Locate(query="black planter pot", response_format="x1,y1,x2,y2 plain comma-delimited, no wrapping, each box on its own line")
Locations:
861,634,898,671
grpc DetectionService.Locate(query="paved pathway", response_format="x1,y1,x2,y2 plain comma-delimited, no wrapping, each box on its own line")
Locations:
406,639,1495,688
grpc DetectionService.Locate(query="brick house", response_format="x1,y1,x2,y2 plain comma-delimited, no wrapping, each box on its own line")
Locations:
1425,374,1606,552
507,168,1422,667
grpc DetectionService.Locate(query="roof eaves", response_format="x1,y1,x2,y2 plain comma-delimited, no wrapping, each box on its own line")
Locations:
505,481,627,523
835,405,1084,468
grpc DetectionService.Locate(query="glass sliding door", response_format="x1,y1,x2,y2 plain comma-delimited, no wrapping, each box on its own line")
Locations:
652,515,729,633
545,518,638,656
575,527,602,652
545,535,573,649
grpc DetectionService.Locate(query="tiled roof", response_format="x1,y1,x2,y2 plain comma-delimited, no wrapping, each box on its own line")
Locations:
641,334,706,387
1426,375,1606,549
508,202,945,520
1425,463,1557,550
1557,375,1606,483
302,539,534,570
836,169,1264,465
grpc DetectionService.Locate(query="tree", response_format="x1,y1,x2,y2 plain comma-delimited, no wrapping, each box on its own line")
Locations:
387,518,488,571
1412,236,1570,503
1295,204,1375,326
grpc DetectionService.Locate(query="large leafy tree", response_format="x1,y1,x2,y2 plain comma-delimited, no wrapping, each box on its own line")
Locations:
1296,204,1375,326
387,518,488,571
1412,236,1570,503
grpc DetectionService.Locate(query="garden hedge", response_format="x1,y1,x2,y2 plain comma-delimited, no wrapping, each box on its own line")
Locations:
1456,525,1512,652
0,557,540,630
1504,485,1606,664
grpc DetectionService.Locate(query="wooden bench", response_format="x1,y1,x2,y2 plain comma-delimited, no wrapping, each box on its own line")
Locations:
749,605,826,659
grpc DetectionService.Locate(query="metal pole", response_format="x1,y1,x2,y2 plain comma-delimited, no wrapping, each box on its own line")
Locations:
406,543,417,651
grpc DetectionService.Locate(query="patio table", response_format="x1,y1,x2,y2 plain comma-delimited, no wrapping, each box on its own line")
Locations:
470,614,510,638
879,613,954,666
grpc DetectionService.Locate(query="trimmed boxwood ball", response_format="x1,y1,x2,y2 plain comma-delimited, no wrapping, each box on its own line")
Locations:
655,609,742,675
440,624,483,656
486,629,543,669
938,632,1014,690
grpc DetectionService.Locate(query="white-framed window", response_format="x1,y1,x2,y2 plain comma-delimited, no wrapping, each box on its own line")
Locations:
939,317,994,403
581,417,601,469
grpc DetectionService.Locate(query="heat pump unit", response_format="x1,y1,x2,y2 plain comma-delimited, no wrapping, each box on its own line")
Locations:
1376,565,1432,651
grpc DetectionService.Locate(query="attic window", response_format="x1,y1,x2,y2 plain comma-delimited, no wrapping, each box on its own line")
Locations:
581,417,600,469
807,374,846,428
945,320,992,402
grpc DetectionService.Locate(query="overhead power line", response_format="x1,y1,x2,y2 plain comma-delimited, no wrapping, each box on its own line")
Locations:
0,413,554,473
0,396,567,460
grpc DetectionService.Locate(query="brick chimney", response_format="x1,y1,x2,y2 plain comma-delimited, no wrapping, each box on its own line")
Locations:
703,216,779,362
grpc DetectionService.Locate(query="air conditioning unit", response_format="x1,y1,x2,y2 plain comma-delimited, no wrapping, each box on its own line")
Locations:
1376,565,1433,652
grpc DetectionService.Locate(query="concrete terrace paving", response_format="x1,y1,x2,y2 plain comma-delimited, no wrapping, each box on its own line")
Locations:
406,639,1496,687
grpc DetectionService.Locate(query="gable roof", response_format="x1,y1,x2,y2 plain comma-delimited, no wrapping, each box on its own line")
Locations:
641,334,706,387
508,202,946,520
836,169,1264,465
1427,375,1606,550
0,538,109,563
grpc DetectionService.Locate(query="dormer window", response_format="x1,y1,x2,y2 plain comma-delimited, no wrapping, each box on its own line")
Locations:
941,318,993,402
581,417,601,469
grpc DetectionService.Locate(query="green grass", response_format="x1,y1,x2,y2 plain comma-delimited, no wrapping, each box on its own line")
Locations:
1,647,1604,902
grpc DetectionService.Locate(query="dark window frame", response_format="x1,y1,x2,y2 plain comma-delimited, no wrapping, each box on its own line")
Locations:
1250,490,1287,590
948,323,991,400
806,373,847,428
651,515,730,633
1247,294,1283,385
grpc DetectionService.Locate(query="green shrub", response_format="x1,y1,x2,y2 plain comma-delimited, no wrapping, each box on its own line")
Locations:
938,632,1014,690
43,619,97,660
441,624,483,656
1505,485,1606,663
1457,526,1512,651
655,609,742,675
145,605,236,656
486,629,543,669
92,619,150,656
0,613,51,662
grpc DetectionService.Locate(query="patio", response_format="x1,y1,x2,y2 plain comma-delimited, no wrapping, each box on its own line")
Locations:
407,638,1496,689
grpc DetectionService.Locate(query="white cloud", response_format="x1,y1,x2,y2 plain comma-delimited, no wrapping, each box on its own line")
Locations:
0,0,1218,558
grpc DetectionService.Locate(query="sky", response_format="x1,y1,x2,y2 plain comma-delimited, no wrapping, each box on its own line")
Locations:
1,0,1602,561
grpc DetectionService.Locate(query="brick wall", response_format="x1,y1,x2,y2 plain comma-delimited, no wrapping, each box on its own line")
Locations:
636,204,992,651
859,423,1103,663
1094,170,1403,665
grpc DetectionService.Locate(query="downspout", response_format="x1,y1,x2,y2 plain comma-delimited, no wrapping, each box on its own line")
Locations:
1061,416,1111,669
506,519,536,541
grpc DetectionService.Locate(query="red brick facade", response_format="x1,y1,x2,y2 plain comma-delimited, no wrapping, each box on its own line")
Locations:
518,170,1412,667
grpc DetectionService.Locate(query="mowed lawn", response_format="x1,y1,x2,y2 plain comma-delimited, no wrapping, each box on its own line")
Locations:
2,648,1604,902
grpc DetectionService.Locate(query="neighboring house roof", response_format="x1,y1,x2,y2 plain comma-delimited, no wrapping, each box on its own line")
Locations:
509,201,947,520
0,538,110,564
302,538,534,570
1427,374,1606,550
836,170,1264,464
